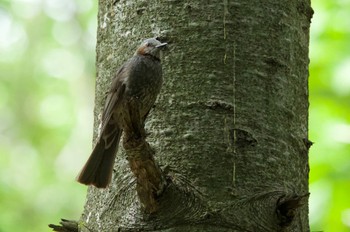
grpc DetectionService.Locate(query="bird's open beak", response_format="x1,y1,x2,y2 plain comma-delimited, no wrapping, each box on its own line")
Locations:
156,43,167,48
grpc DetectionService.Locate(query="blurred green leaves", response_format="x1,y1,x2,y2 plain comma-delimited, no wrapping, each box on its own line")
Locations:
309,0,350,231
0,0,96,231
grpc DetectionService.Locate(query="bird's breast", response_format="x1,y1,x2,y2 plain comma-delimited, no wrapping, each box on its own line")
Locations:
124,56,163,116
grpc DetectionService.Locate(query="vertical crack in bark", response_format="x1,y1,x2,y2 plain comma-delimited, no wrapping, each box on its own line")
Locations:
232,43,237,190
224,0,238,192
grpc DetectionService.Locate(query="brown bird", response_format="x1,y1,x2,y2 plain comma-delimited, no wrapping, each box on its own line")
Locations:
77,38,167,188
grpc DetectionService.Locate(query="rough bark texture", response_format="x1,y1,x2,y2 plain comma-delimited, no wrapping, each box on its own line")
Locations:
78,0,312,231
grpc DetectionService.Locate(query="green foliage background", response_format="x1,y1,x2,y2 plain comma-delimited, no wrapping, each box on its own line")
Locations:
0,0,348,231
0,0,95,231
309,0,350,231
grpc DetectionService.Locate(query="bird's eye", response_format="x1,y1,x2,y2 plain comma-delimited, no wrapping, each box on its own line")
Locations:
146,42,151,47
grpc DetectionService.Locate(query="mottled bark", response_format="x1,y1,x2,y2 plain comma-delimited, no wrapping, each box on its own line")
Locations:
78,0,312,231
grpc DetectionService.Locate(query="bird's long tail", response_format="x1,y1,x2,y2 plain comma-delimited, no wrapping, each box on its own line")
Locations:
77,126,122,188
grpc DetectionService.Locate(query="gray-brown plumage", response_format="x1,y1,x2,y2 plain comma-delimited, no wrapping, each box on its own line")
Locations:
77,38,167,188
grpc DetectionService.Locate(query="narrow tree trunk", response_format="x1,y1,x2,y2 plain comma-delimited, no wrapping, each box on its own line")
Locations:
78,0,313,231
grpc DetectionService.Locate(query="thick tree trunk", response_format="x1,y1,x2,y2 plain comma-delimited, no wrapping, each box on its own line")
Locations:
78,0,312,231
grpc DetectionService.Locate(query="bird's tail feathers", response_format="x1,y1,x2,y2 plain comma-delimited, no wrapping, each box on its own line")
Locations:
77,129,122,188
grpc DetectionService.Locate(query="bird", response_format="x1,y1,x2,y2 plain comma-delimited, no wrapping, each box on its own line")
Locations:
77,38,167,188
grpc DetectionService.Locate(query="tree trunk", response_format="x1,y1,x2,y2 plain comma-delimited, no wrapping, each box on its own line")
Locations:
78,0,313,231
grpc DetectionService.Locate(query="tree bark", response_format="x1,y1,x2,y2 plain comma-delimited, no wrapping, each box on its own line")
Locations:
78,0,313,231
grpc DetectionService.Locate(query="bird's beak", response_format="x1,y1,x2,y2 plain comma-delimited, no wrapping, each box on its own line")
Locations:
156,43,167,48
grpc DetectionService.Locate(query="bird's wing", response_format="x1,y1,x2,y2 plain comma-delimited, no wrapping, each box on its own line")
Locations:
97,63,129,142
103,68,127,120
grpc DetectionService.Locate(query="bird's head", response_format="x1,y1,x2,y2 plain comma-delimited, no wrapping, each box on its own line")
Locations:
135,38,167,60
